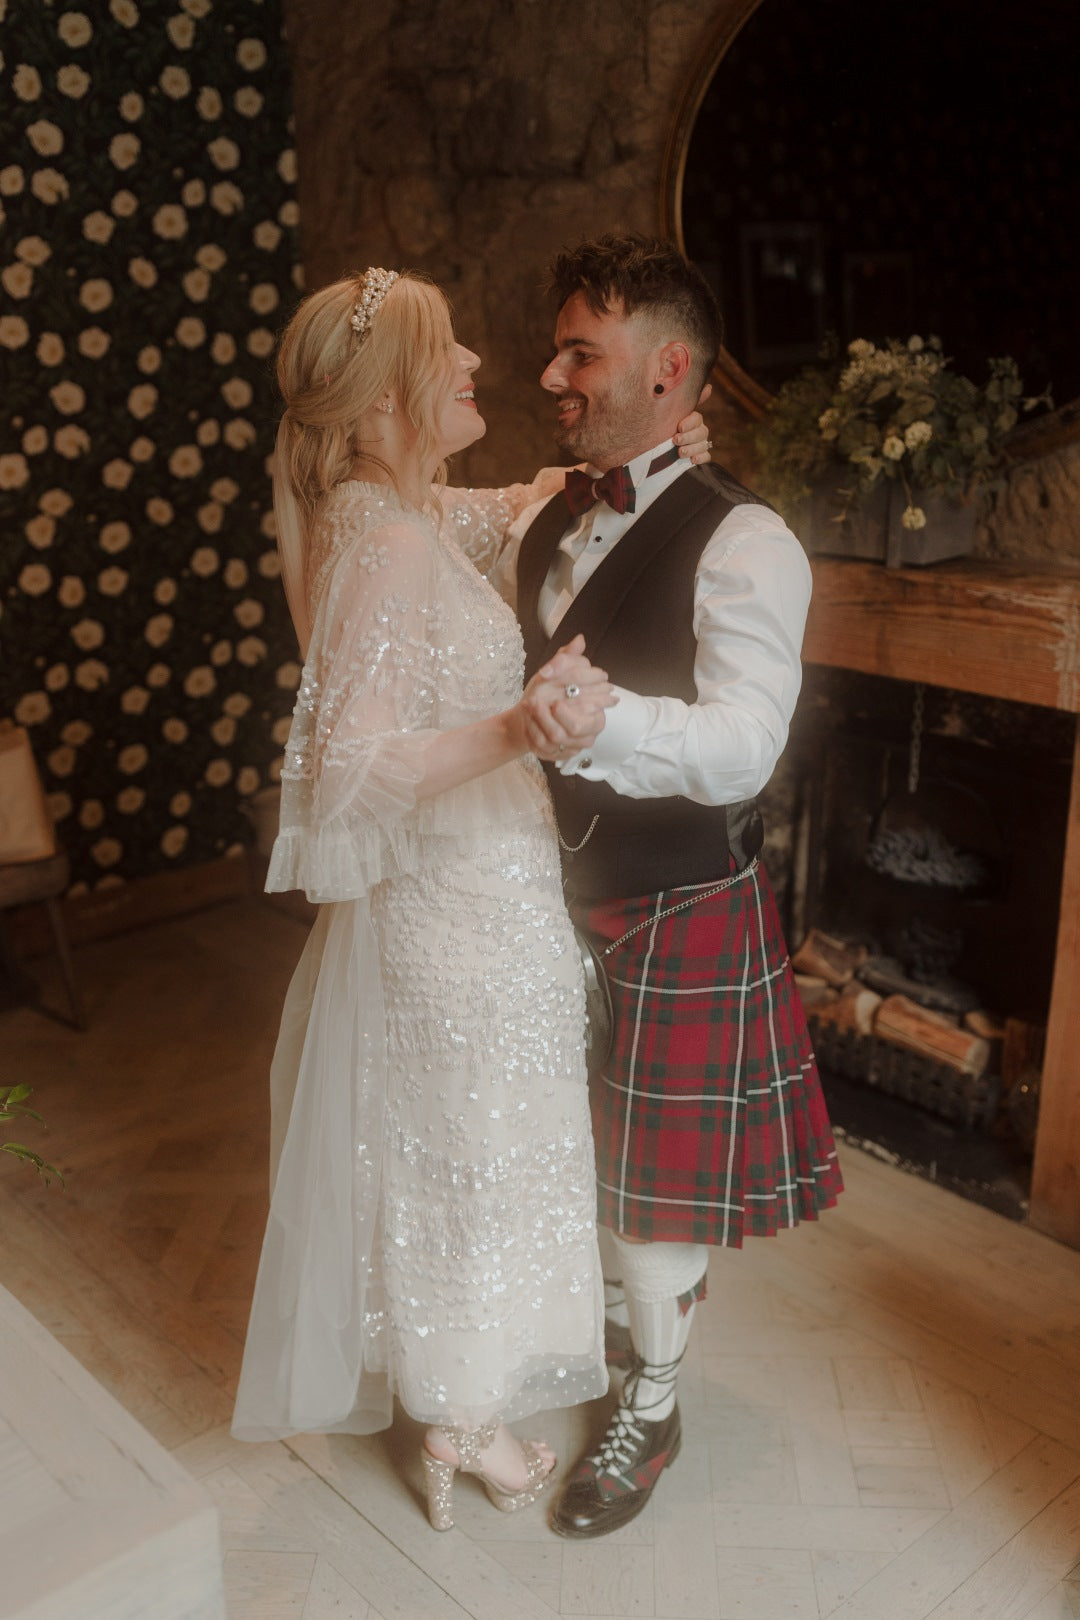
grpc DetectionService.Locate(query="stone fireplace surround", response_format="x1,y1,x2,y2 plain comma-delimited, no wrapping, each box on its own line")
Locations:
282,1,1080,1246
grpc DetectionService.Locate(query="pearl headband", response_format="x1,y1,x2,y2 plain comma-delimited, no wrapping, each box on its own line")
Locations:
349,267,399,337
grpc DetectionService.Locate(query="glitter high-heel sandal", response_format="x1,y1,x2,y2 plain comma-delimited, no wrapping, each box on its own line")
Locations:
421,1418,556,1531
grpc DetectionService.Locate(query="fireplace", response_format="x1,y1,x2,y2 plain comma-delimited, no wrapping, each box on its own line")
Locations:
794,556,1080,1246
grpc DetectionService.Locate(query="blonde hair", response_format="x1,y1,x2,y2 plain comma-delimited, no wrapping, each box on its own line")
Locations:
272,271,455,648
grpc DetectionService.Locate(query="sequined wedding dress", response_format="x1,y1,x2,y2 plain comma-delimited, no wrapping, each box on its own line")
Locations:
232,480,606,1442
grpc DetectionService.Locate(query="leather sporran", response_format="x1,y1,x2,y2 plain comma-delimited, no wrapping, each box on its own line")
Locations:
575,925,613,1079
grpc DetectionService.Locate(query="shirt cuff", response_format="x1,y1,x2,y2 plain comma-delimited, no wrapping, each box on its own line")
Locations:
557,686,652,777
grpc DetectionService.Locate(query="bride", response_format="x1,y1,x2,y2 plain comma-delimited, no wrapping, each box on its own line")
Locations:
231,266,706,1527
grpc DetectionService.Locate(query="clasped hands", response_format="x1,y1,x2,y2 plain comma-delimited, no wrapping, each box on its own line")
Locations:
520,633,616,764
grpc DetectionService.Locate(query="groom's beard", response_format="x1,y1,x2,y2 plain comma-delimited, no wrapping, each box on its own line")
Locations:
553,362,654,467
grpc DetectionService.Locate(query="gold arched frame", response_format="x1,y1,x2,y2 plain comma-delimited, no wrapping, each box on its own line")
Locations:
661,0,1080,456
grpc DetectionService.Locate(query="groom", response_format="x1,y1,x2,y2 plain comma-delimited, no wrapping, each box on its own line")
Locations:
511,234,843,1538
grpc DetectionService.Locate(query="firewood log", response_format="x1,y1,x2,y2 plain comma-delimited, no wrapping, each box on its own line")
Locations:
875,994,990,1077
794,974,838,1010
813,986,882,1036
791,928,867,988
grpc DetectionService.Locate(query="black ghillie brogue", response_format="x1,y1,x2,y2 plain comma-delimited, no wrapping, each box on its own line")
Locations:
551,1356,683,1538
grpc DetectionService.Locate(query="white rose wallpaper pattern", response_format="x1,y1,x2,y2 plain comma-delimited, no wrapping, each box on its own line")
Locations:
0,0,303,894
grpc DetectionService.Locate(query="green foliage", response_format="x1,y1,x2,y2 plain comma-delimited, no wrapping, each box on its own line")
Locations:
753,335,1050,533
0,1085,64,1187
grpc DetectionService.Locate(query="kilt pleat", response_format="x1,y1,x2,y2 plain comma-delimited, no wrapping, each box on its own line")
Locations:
573,860,843,1246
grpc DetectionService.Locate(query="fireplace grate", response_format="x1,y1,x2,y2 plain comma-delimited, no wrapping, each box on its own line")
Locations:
808,1015,1000,1131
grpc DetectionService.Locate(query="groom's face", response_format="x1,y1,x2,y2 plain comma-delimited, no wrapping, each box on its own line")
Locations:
540,291,658,471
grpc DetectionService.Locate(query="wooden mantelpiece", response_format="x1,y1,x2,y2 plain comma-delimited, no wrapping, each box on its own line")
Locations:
802,556,1080,1249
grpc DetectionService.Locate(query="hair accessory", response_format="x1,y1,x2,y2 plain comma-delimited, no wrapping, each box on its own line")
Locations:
350,267,400,337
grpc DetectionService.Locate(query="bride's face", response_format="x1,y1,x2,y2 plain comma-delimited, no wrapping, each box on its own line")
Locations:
432,342,486,458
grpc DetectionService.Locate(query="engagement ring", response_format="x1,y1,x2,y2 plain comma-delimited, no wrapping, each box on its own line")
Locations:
565,683,581,699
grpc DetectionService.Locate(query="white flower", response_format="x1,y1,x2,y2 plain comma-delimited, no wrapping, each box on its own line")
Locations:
184,665,216,698
146,497,174,526
208,137,240,171
901,504,927,531
235,86,263,117
144,613,174,647
253,220,282,252
236,635,266,666
209,638,231,664
183,0,211,14
211,331,236,363
147,663,171,687
80,801,104,829
904,420,933,451
14,65,42,100
16,235,50,265
61,720,93,746
2,262,33,298
211,716,236,746
0,166,25,196
78,326,110,359
154,578,177,604
161,825,188,857
169,443,203,478
118,743,148,774
124,257,157,292
49,380,85,416
195,419,220,447
109,132,141,170
224,417,255,450
167,12,196,47
57,64,91,97
176,315,206,347
204,758,232,787
99,520,131,552
26,514,55,548
152,203,187,239
110,0,139,24
137,345,161,373
47,792,73,821
58,12,93,46
847,338,874,359
127,382,158,418
236,37,267,70
0,315,30,348
22,424,48,455
170,790,192,815
248,282,279,317
191,545,219,576
37,331,65,365
27,120,64,156
183,267,210,301
82,210,115,249
197,501,223,533
19,562,52,594
41,488,73,516
120,91,144,120
48,746,76,778
80,277,113,311
234,598,264,629
276,660,302,690
102,458,133,489
116,786,145,814
162,718,188,743
908,335,925,353
224,693,251,718
15,691,51,725
210,181,243,215
53,427,89,460
221,376,253,409
196,243,227,272
278,200,300,228
71,617,105,650
197,86,223,120
181,177,206,206
213,478,240,505
130,435,155,462
0,453,30,488
44,664,71,692
271,716,291,745
159,65,190,98
882,435,906,461
121,685,150,714
98,567,128,596
111,189,137,216
58,575,85,607
236,766,260,796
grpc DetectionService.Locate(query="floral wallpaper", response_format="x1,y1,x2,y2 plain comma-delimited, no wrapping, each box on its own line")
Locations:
0,0,302,894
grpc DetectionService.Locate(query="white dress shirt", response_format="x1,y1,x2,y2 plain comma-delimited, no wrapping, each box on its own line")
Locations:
504,438,812,809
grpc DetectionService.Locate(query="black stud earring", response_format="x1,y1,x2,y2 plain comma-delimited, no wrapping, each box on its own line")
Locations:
654,384,664,395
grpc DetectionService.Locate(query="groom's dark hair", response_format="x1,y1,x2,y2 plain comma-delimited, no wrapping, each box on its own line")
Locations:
548,233,723,391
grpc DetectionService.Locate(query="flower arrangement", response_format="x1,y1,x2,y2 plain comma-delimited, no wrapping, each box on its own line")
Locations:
753,335,1047,533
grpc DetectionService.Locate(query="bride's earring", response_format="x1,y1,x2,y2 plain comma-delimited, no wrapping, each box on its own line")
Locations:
375,398,394,415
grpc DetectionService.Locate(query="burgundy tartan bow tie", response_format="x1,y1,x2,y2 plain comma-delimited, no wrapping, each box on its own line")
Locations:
562,444,682,519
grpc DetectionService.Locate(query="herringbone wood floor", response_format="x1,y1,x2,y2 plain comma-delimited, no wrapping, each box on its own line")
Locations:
2,892,1079,1619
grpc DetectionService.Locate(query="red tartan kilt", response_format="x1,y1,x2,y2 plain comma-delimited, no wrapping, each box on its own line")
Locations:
573,860,843,1246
